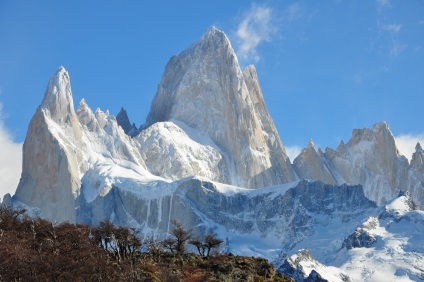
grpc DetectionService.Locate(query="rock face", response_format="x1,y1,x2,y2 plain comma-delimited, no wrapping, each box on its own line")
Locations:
75,178,375,252
146,26,297,189
294,122,424,206
341,217,378,250
116,107,138,137
278,249,350,282
14,67,84,222
293,140,336,185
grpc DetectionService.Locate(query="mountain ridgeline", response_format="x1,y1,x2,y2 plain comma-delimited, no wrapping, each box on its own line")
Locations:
5,27,424,281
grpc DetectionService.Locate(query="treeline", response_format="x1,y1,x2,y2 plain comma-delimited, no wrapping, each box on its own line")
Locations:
0,206,291,281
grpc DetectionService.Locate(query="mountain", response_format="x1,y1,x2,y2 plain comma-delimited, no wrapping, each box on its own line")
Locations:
146,26,297,188
116,107,139,137
7,27,424,281
277,191,424,281
294,122,424,207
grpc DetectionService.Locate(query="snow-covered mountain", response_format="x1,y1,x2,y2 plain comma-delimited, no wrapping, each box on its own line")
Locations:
4,27,424,281
146,27,297,188
278,191,424,281
293,122,424,207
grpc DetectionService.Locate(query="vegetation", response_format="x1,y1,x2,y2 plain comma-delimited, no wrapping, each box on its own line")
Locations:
0,206,293,281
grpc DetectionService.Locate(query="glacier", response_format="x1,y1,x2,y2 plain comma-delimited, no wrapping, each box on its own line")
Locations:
4,27,424,281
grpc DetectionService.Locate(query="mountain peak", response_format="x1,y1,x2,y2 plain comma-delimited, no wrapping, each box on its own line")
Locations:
145,27,296,188
307,139,315,149
416,142,423,152
372,121,389,134
116,107,138,137
201,26,229,43
183,26,234,60
41,66,75,123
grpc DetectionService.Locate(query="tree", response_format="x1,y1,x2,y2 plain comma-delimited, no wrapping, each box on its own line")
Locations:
91,220,141,262
203,233,223,257
145,236,163,256
189,233,223,257
189,237,205,256
163,220,192,254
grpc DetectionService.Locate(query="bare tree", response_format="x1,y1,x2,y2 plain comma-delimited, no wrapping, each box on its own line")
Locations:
162,220,192,254
189,233,223,257
170,220,191,253
188,237,205,256
145,236,163,256
203,233,223,257
163,238,176,253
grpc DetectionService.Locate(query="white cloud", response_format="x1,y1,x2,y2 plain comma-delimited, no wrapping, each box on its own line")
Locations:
286,145,302,162
235,4,276,63
395,134,424,161
0,103,22,201
382,24,402,33
376,0,391,10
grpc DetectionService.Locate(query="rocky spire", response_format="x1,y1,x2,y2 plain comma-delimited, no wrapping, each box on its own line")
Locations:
411,142,424,168
145,26,297,188
116,107,138,137
41,66,76,124
14,66,83,222
293,139,336,185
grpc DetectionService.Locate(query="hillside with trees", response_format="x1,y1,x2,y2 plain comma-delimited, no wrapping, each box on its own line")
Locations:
0,206,292,281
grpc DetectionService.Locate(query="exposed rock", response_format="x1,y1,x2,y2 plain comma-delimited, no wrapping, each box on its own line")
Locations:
305,270,329,282
14,67,84,222
293,139,336,185
116,107,138,137
342,226,377,250
297,122,423,206
146,26,297,188
278,249,349,282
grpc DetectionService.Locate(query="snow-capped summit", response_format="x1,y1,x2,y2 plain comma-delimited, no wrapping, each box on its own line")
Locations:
41,66,75,123
146,26,296,189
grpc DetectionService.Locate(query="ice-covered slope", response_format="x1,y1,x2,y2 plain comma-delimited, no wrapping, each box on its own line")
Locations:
146,26,297,188
333,192,424,281
276,192,424,281
294,122,424,206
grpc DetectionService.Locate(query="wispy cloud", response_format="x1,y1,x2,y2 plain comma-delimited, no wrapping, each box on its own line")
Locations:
0,102,22,201
382,24,402,33
389,41,407,57
395,133,424,161
235,4,276,63
375,21,406,57
286,145,302,162
283,3,303,22
376,0,391,11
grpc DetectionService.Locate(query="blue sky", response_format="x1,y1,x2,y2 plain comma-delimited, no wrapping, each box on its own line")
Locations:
0,1,423,198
